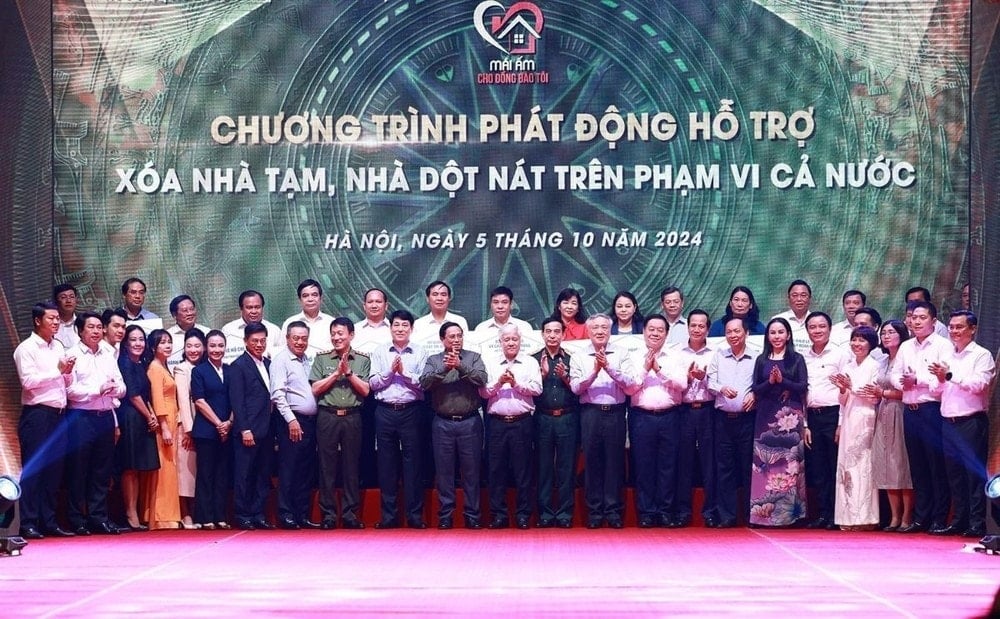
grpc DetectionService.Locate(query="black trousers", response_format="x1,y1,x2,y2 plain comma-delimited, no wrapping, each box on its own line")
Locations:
629,407,681,520
375,402,424,523
317,409,362,522
805,405,840,521
941,412,988,530
277,413,318,522
432,414,482,520
536,410,579,522
194,437,232,524
487,414,533,520
233,421,275,523
580,404,626,520
17,405,68,531
65,408,116,528
714,410,755,524
903,402,950,526
679,403,716,521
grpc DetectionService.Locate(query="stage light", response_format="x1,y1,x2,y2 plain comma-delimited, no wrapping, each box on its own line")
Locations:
0,475,26,557
975,474,1000,556
988,473,1000,528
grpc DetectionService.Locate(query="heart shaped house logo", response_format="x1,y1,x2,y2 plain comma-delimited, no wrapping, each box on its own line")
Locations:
474,1,544,55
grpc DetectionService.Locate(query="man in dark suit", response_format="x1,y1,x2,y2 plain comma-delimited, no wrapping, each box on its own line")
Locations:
228,322,276,530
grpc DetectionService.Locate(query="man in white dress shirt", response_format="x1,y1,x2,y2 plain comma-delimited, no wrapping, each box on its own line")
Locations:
281,279,335,359
772,279,812,351
660,286,688,346
570,313,640,528
351,287,392,489
905,286,950,338
53,283,80,350
677,309,717,527
928,310,995,538
473,286,533,337
15,302,76,539
480,324,542,529
629,314,687,528
221,290,283,357
891,300,952,533
411,280,469,344
829,289,866,348
803,311,848,530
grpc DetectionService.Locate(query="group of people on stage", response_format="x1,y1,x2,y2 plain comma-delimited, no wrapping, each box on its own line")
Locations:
13,276,991,539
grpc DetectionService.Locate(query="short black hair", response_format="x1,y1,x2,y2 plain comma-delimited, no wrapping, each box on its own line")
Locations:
332,316,355,333
439,321,462,339
297,279,323,297
121,277,146,295
787,279,812,296
805,311,832,328
389,309,415,326
243,321,268,339
425,280,451,297
238,290,264,308
842,289,866,305
169,294,195,317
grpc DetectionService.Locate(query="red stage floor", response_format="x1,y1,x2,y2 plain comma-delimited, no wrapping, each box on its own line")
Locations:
3,528,997,617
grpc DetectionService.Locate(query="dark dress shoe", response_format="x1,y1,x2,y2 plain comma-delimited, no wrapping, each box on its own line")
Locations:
236,520,256,531
341,518,365,530
438,517,453,530
806,518,830,529
253,519,276,530
90,521,120,535
536,518,554,528
43,527,75,538
704,518,720,528
586,518,603,529
73,526,92,536
321,520,337,530
825,522,839,531
464,517,482,530
607,517,624,529
20,526,44,540
881,524,899,532
963,527,986,538
515,517,530,530
556,519,573,529
897,522,923,533
278,517,300,530
488,516,509,529
374,520,397,530
929,524,963,536
299,520,322,529
638,517,657,528
717,520,737,529
407,519,428,529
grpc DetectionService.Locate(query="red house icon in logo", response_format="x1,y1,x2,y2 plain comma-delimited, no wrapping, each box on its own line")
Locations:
475,1,544,56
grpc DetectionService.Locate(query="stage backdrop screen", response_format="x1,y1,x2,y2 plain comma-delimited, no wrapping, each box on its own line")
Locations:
51,0,969,327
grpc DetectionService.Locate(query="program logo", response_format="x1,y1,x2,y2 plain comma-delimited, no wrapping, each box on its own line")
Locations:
474,1,548,85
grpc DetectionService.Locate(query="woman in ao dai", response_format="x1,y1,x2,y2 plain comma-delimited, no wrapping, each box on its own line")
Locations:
833,326,881,529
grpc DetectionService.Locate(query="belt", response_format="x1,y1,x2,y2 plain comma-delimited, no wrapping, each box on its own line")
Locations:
585,403,625,412
70,408,114,417
807,405,839,415
319,405,361,417
26,404,65,415
725,409,755,418
380,401,419,411
437,411,478,422
538,407,573,417
943,411,986,423
906,402,939,411
686,401,714,409
490,413,531,423
633,405,677,416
